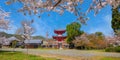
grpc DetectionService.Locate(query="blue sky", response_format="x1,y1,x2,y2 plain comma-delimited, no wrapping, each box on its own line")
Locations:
0,0,113,38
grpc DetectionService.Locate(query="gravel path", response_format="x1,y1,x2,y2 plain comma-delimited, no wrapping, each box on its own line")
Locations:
1,48,120,58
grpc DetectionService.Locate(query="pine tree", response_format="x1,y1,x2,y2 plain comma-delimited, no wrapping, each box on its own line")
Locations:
112,6,120,35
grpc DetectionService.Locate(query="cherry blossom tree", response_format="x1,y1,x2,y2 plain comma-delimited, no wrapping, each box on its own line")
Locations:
0,7,10,48
86,0,120,15
5,0,120,23
16,20,34,40
73,32,107,49
73,33,89,49
15,20,34,54
22,20,34,54
105,31,120,47
0,7,10,30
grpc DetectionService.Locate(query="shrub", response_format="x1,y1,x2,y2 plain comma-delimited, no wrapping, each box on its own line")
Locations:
20,45,25,49
115,46,120,52
105,46,120,52
105,47,115,52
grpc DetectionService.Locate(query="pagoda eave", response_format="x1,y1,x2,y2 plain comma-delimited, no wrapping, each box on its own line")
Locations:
53,36,67,41
54,30,66,35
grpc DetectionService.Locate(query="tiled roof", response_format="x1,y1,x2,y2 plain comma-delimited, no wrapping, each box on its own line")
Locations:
24,40,42,43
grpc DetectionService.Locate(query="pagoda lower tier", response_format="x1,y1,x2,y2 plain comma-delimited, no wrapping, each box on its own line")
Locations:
53,36,67,41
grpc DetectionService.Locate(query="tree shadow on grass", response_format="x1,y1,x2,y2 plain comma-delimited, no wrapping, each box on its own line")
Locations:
0,50,17,52
0,50,21,55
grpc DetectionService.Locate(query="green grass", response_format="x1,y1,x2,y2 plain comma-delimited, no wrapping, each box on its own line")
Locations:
0,51,57,60
101,57,120,60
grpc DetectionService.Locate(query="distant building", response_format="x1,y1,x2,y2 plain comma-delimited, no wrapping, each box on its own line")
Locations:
24,39,42,48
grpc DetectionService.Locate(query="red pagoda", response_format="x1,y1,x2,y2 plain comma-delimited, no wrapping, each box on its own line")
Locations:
53,29,67,49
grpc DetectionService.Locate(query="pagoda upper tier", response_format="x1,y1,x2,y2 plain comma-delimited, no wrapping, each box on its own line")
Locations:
54,29,66,35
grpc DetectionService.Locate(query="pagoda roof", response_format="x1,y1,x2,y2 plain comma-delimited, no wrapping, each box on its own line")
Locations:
53,36,67,41
54,29,66,35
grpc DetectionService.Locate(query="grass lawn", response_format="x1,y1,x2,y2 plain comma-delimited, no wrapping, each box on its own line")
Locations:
0,51,57,60
100,57,120,60
0,49,120,60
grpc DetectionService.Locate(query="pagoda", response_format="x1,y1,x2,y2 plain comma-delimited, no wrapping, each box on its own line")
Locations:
53,29,67,49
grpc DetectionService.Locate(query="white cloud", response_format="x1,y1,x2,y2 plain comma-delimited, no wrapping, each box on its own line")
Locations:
32,19,54,38
87,14,114,36
104,14,112,27
0,24,17,34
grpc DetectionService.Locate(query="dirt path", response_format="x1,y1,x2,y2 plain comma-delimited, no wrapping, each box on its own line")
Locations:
1,48,120,60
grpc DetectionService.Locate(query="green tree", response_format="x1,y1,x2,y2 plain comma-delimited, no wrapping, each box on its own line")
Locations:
66,22,83,48
112,6,120,35
95,32,104,40
11,40,18,52
95,32,103,36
